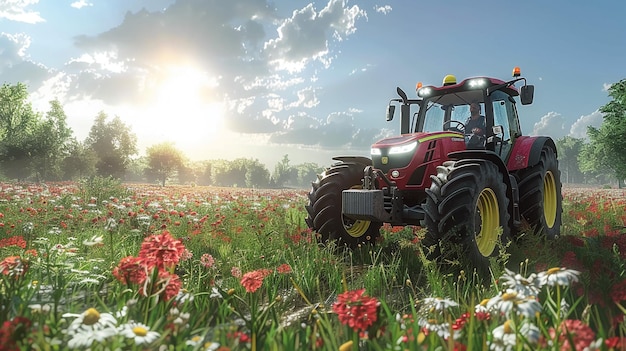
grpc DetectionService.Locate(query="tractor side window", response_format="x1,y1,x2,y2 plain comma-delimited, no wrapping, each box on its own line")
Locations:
492,100,511,140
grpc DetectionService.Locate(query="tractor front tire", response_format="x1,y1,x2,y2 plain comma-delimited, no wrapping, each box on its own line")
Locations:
305,162,381,247
423,160,511,278
516,146,562,239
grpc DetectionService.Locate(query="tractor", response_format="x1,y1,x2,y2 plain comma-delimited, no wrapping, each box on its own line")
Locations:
305,67,562,276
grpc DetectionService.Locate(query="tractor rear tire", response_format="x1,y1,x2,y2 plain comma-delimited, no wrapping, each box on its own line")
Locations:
516,146,562,239
423,159,511,278
305,162,381,247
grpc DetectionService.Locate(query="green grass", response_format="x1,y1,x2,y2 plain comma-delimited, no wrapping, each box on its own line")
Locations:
0,182,625,350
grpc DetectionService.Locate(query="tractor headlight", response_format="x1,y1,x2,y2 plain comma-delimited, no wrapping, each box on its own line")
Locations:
417,87,432,97
468,78,487,88
389,141,417,154
371,148,381,155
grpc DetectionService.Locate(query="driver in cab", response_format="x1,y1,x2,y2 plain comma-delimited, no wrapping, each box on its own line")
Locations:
465,102,485,137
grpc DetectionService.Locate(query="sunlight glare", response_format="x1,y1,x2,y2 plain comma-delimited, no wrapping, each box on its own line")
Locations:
148,65,224,147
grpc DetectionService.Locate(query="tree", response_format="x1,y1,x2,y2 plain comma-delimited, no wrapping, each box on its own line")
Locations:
0,83,39,181
30,100,73,181
85,112,138,179
62,139,97,180
295,162,323,188
145,142,185,186
582,79,626,188
273,154,297,187
555,136,585,183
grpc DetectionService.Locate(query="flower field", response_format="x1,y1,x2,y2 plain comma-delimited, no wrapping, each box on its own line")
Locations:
1,178,626,350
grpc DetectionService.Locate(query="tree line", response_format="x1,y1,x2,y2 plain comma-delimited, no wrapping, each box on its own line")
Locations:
1,79,625,188
0,82,323,188
554,79,626,188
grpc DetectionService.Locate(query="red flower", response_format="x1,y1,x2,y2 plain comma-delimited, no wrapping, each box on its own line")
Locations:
112,256,147,285
138,230,185,269
276,263,292,274
240,269,271,293
0,256,28,277
0,236,26,249
610,279,626,303
545,319,596,351
332,289,380,332
156,270,182,301
606,336,626,350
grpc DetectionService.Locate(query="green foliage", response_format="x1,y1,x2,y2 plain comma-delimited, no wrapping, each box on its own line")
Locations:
582,79,626,186
555,136,585,183
144,142,185,186
77,175,130,202
85,112,138,179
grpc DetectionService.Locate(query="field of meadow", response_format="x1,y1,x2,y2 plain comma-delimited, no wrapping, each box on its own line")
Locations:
1,177,626,350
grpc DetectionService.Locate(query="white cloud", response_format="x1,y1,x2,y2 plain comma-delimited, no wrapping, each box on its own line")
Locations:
0,0,44,23
532,111,566,139
603,82,612,92
71,0,93,9
375,5,392,14
264,0,365,72
569,110,603,139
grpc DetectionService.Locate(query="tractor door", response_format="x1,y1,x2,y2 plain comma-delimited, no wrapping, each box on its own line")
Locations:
488,90,519,162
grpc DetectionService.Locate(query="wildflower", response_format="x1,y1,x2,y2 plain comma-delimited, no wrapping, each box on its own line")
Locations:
332,289,380,332
0,317,31,350
240,269,271,293
489,320,517,351
537,267,580,287
498,268,542,297
544,319,596,351
113,256,147,285
484,289,542,319
231,266,242,278
421,297,459,312
200,253,215,268
0,255,28,277
276,263,292,274
418,318,453,339
610,279,626,303
119,322,160,345
0,235,27,249
181,248,193,261
63,308,118,348
138,230,186,269
83,235,104,246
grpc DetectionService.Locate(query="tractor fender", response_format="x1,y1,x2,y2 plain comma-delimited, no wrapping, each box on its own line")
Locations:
447,150,514,219
331,156,373,167
506,136,557,171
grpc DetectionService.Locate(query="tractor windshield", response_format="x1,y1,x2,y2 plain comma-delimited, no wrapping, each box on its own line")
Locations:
420,99,483,135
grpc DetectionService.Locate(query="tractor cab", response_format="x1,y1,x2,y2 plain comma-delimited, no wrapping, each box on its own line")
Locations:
387,67,534,162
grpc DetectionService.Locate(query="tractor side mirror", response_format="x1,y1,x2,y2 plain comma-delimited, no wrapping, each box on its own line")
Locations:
386,105,395,121
520,85,534,105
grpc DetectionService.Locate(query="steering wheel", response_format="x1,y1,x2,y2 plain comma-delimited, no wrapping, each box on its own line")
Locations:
443,120,466,133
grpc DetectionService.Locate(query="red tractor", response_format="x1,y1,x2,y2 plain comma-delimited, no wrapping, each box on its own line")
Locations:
305,68,562,275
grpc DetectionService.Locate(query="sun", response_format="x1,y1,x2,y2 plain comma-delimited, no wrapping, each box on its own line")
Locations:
147,65,224,147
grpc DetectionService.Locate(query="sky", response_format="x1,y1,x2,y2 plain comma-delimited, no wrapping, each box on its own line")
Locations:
1,0,624,169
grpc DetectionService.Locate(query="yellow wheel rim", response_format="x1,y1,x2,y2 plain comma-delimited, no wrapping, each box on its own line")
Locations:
476,188,500,257
543,170,557,228
344,184,372,238
345,219,371,238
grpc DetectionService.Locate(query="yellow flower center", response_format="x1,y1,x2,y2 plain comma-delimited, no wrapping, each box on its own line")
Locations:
502,292,518,301
339,340,353,351
133,326,148,336
503,320,513,334
546,267,562,275
83,308,101,325
479,298,490,306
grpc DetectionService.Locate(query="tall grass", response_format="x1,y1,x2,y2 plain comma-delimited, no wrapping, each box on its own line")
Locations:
0,183,625,350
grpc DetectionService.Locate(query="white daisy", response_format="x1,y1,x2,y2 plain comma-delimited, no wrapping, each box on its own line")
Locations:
420,297,459,312
63,307,117,332
489,320,517,351
499,268,542,297
537,267,580,287
119,322,160,345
